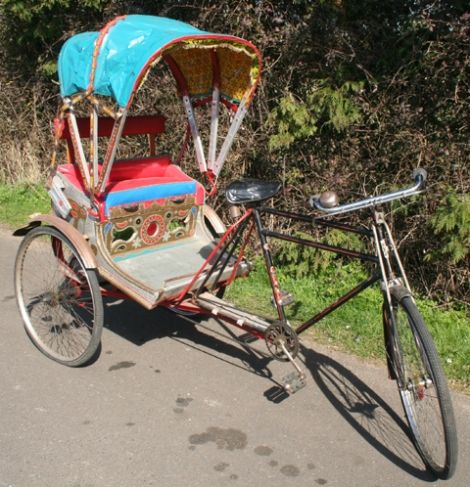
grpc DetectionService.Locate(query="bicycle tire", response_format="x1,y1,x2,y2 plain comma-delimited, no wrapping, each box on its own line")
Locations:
14,225,103,367
384,288,457,478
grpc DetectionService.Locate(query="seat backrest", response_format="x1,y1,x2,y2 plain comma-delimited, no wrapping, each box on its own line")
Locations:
60,115,166,163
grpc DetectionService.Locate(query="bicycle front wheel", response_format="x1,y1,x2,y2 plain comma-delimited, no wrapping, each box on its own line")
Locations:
384,289,457,478
14,226,103,366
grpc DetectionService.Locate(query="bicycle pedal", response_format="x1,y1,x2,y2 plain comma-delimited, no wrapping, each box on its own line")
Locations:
282,371,306,395
271,290,295,307
238,333,259,344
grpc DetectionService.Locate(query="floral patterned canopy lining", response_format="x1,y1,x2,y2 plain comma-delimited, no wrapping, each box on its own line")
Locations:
58,15,261,109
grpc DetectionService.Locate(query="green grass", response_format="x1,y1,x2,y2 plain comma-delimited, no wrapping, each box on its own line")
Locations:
0,182,50,227
226,260,470,392
1,181,468,391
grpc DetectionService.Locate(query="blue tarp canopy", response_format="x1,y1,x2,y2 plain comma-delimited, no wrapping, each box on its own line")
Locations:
58,15,261,108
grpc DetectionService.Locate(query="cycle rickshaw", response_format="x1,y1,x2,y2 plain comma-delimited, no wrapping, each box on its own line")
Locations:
13,15,457,479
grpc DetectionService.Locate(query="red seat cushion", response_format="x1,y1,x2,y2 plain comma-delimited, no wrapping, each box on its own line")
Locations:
108,156,172,181
56,157,205,217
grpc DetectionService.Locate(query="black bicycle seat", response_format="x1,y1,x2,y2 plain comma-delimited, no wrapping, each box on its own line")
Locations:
225,179,282,205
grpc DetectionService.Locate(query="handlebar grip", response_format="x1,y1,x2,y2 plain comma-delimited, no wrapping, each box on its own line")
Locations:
309,194,320,209
413,167,427,188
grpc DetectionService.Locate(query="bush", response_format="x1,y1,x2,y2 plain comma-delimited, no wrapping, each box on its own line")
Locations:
0,0,468,305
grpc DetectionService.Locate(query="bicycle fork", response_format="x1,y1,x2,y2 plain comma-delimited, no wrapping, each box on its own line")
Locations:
371,211,412,383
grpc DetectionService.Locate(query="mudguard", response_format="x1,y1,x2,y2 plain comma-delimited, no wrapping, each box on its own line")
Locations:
13,214,97,269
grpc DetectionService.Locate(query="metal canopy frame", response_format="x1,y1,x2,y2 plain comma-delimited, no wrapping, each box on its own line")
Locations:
53,16,262,201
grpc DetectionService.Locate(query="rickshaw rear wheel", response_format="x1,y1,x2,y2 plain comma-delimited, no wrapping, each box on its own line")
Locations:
14,225,103,367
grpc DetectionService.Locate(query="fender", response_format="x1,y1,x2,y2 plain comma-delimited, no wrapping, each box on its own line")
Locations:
390,284,412,303
203,205,226,236
13,214,98,269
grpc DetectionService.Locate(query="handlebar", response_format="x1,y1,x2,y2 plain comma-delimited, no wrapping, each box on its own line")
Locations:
310,168,427,216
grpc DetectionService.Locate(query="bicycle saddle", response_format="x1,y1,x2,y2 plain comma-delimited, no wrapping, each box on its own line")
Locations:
225,179,282,205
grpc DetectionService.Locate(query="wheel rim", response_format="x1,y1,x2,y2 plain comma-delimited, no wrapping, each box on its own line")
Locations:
16,230,98,363
393,303,447,472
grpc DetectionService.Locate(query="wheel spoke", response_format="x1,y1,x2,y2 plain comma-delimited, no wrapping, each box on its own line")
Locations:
384,292,457,478
15,227,103,366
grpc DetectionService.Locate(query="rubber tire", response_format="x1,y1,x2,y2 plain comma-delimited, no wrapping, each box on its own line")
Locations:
14,226,103,367
384,289,457,479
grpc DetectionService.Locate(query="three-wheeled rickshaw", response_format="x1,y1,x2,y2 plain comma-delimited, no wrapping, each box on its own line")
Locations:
13,15,457,479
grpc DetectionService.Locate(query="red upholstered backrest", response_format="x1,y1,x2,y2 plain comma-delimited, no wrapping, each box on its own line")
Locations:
57,158,206,218
60,115,165,140
60,115,166,163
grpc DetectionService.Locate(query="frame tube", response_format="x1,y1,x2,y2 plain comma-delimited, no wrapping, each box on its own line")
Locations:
253,209,288,323
295,272,381,335
67,110,90,188
261,207,373,237
263,229,378,264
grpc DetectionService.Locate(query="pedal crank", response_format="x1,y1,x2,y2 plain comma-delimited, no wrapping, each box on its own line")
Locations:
265,321,306,394
280,339,306,395
265,321,299,361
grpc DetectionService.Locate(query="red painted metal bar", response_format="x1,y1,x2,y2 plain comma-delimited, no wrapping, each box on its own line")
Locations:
163,54,190,96
201,216,251,294
60,115,166,140
226,219,255,285
100,288,129,300
175,209,254,302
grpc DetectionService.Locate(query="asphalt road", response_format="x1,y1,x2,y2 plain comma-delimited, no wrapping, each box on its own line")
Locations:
1,228,469,487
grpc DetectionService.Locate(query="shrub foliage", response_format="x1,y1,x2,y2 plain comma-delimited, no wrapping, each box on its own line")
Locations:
0,0,468,304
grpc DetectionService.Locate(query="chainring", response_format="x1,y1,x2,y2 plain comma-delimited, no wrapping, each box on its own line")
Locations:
265,321,299,361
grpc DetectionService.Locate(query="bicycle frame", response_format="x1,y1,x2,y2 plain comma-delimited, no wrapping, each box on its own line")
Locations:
179,170,427,341
178,204,413,342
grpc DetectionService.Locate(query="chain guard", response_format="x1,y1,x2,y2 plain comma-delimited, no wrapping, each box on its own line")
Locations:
265,321,299,361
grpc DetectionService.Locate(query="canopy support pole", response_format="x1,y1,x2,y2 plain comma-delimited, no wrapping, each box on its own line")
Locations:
97,108,128,194
165,54,208,174
208,50,221,172
182,95,208,174
66,108,90,188
208,87,220,172
89,101,99,197
212,97,249,177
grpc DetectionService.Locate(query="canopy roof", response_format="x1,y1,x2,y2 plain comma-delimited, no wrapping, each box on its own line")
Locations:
58,15,261,108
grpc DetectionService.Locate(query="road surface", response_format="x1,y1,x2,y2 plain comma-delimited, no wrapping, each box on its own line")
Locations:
1,228,469,486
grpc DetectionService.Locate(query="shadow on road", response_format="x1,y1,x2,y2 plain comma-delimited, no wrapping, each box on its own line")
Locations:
103,297,277,383
102,297,436,481
301,344,436,482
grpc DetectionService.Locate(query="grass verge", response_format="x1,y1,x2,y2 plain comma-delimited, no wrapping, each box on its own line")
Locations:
1,182,467,391
225,260,470,392
0,182,50,228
